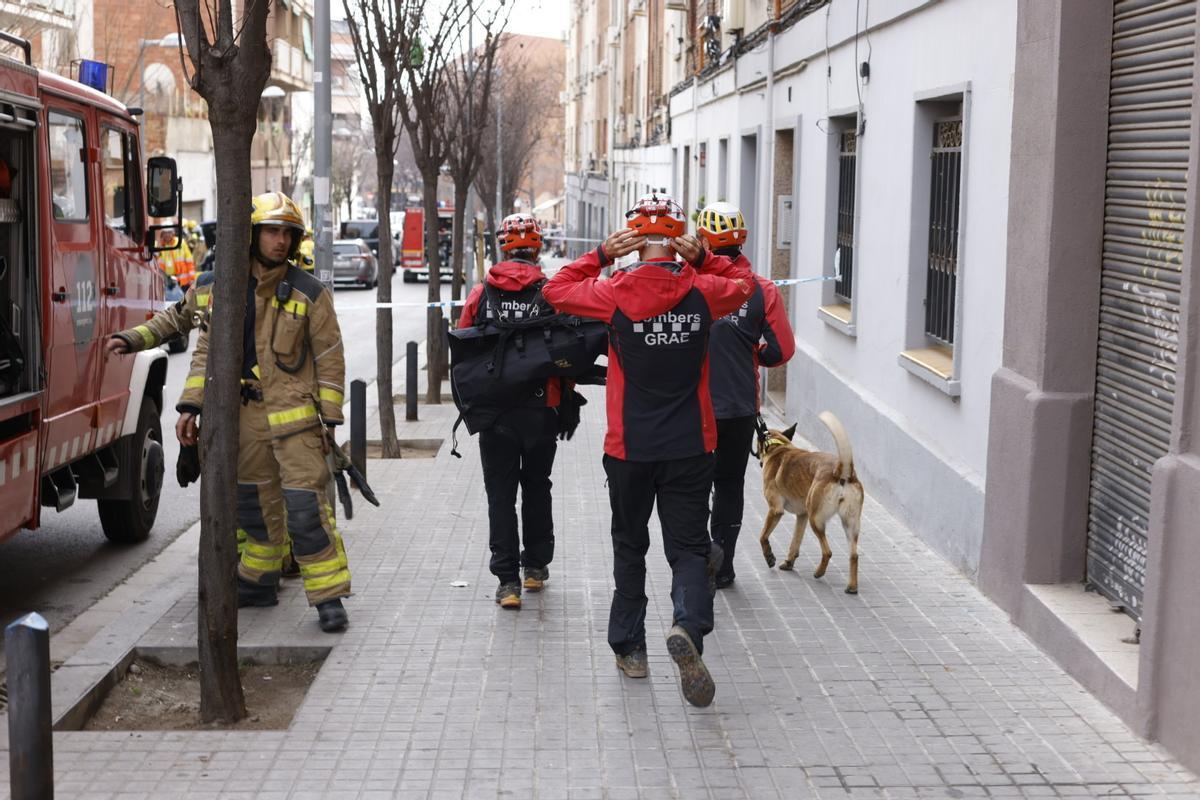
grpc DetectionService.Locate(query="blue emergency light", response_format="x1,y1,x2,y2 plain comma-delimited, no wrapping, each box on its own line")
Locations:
77,60,111,94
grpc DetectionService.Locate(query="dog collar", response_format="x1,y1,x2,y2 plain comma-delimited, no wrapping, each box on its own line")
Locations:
762,436,789,450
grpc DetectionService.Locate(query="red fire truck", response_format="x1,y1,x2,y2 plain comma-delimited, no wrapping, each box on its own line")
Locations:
0,36,177,546
398,205,456,283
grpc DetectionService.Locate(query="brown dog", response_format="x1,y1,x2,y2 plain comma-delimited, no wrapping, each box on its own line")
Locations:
756,412,865,593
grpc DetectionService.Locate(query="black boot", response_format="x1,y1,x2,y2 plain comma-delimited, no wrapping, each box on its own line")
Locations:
237,577,278,608
316,598,348,632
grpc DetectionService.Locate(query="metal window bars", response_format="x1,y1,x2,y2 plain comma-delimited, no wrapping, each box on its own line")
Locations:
924,118,962,345
835,129,857,302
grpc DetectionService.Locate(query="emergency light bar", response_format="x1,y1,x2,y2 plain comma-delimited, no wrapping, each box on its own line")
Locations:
76,60,112,94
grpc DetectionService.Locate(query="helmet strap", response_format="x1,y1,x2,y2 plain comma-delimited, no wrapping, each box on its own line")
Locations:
714,245,742,258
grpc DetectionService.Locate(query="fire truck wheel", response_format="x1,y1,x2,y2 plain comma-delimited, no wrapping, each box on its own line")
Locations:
99,397,165,544
402,270,417,284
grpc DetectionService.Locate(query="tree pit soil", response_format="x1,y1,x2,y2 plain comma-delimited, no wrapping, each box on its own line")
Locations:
362,438,441,459
83,658,321,731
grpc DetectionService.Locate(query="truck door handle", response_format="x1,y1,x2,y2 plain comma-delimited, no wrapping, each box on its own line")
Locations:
52,287,68,303
103,284,119,296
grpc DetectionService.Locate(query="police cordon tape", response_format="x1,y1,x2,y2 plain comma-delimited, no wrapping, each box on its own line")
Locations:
332,273,843,310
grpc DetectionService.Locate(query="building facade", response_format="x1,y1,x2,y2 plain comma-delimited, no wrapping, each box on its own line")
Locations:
979,0,1200,776
564,0,612,255
0,0,93,75
569,0,1200,775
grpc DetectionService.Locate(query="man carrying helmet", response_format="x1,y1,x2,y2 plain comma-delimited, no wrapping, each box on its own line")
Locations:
107,192,352,633
543,193,753,708
696,202,795,589
457,213,582,610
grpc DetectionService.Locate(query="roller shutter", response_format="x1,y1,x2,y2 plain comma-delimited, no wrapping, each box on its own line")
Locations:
1086,0,1196,620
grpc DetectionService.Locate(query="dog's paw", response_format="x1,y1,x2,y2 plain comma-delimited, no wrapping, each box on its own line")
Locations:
763,552,776,568
844,586,858,595
778,560,794,572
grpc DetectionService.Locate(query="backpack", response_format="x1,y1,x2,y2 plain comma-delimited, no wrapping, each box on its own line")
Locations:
449,280,606,437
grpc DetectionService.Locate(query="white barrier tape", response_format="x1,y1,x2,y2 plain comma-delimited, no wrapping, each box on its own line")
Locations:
335,274,840,311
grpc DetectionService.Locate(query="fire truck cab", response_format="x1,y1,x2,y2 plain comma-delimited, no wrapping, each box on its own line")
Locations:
0,36,176,546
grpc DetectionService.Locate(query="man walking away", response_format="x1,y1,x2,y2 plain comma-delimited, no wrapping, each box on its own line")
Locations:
458,214,581,610
697,202,795,588
543,194,752,708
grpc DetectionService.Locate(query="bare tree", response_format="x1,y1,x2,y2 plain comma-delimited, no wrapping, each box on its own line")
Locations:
172,0,273,724
331,130,370,223
444,12,508,319
474,48,552,259
343,0,407,457
392,1,480,403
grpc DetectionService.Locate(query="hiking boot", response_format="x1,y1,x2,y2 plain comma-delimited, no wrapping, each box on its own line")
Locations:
316,598,348,632
666,625,715,708
707,542,725,596
615,644,648,679
495,581,522,609
523,566,549,593
237,578,278,608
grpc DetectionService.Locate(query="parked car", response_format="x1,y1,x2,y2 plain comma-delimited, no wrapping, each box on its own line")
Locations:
332,239,378,289
339,219,400,266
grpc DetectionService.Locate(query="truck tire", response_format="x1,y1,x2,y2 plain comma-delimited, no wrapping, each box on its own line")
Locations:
402,269,417,283
99,397,165,544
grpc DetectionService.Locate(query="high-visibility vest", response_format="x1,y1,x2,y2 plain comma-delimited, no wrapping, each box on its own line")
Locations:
174,240,196,288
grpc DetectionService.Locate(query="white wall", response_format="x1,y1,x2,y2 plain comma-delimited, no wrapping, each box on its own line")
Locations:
666,0,1019,572
167,117,216,221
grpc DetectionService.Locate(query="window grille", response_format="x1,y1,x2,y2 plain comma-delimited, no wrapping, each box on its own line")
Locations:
924,119,962,345
835,129,856,302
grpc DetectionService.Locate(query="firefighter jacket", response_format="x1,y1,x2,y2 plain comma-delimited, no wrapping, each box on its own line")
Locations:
119,260,345,436
700,254,796,419
543,247,752,462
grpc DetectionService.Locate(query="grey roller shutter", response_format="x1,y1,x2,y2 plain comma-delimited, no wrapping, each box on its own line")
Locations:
1087,0,1195,620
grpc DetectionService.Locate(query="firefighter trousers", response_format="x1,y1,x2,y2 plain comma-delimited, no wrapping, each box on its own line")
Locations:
602,453,715,657
236,399,351,605
710,415,757,584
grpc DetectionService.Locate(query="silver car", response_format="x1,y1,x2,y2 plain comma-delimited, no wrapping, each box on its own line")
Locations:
332,239,379,289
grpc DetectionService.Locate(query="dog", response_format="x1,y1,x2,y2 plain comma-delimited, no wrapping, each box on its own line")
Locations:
754,412,865,594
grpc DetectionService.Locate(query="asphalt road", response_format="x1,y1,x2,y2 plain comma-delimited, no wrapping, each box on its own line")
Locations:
0,272,447,655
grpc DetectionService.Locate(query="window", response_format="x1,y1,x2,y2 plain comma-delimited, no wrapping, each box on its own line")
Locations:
835,129,857,302
48,111,88,223
717,138,729,200
924,118,962,345
101,128,130,234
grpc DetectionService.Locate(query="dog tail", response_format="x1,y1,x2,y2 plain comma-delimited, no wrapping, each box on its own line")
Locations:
818,411,854,481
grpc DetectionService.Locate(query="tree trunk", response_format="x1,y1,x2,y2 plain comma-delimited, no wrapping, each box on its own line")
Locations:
423,165,445,404
449,180,469,325
374,142,401,458
197,107,254,726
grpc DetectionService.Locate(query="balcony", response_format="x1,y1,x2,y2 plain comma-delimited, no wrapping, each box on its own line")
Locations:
272,39,312,92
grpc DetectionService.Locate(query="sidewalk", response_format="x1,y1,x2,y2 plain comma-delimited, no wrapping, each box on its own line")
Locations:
2,379,1199,799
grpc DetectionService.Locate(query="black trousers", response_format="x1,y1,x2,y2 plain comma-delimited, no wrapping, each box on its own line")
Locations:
711,415,758,583
479,406,558,584
603,452,715,655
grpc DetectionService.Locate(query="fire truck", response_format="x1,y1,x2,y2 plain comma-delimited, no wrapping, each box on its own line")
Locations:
0,35,178,546
398,205,456,283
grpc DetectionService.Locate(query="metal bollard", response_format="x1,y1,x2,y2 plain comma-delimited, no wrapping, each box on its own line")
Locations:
350,379,366,479
6,612,53,800
406,341,419,422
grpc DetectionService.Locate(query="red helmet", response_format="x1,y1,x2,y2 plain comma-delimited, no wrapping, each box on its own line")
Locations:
497,213,543,253
626,193,686,241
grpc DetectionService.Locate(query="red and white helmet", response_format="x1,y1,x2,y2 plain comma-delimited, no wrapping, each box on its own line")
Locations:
626,193,686,243
497,213,543,253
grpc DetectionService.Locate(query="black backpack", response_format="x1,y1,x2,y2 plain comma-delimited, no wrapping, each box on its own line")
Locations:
449,280,606,436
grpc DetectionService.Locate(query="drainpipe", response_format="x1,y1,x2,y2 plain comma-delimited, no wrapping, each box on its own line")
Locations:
760,1,779,279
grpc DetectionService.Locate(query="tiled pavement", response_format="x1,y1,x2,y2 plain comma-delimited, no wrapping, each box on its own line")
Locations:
2,378,1198,799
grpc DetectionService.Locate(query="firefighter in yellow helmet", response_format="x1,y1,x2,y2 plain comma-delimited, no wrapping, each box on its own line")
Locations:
107,192,351,632
298,225,315,271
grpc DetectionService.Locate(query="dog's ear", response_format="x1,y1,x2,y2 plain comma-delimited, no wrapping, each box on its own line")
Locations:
782,423,798,441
